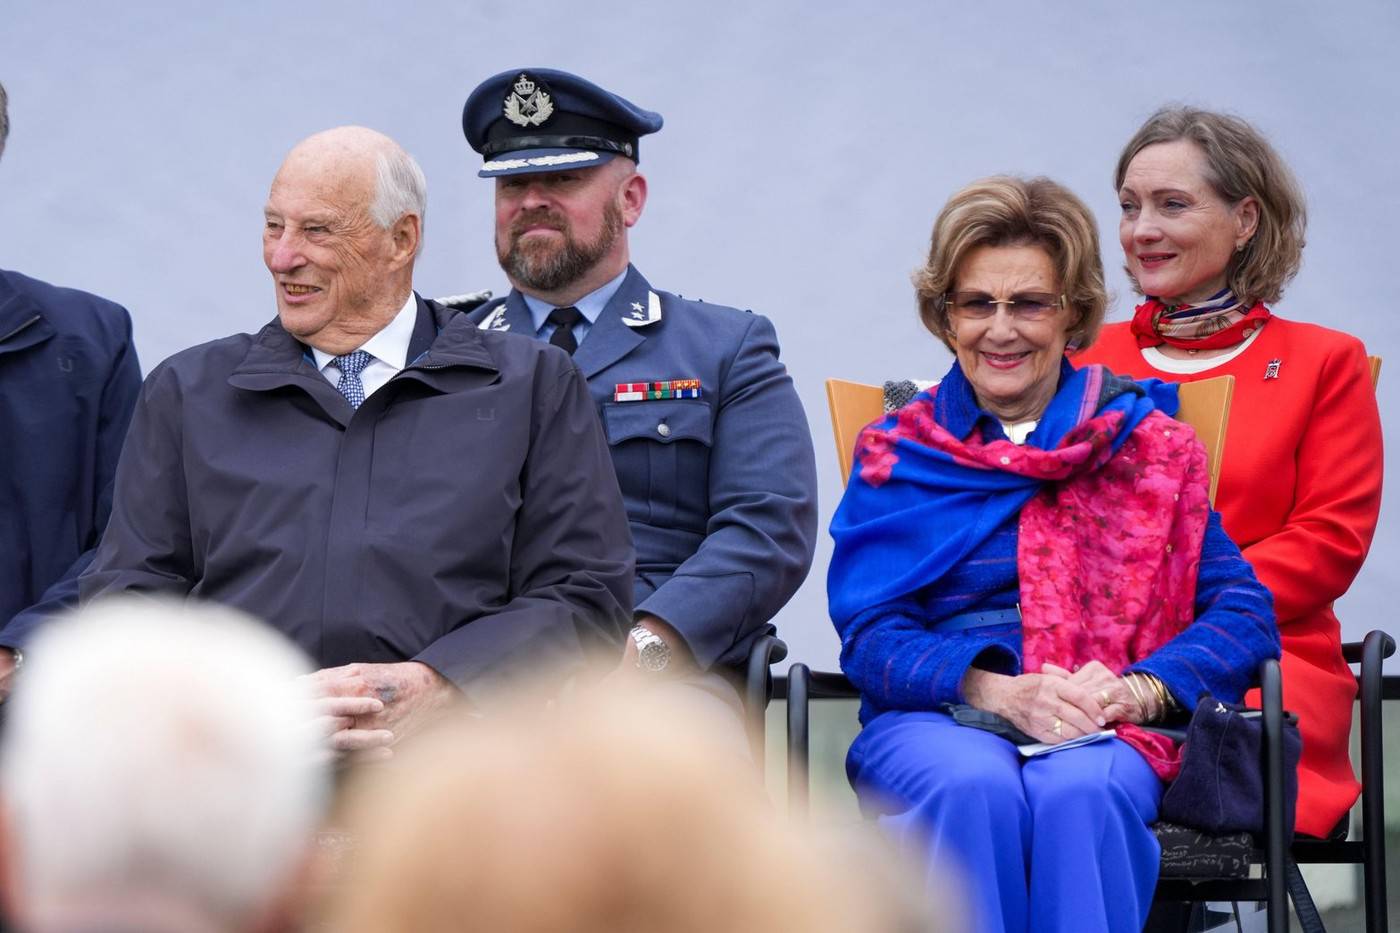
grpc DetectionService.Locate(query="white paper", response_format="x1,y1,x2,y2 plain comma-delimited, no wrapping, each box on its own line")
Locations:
1017,730,1116,758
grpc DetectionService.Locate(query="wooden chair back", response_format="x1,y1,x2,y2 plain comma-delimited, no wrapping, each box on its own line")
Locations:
824,379,885,487
1175,376,1234,505
826,374,1235,505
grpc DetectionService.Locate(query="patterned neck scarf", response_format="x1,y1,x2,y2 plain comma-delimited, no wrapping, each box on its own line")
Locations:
1130,288,1271,350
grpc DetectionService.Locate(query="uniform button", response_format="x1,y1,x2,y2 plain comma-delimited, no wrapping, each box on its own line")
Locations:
657,423,672,438
999,455,1011,465
1165,544,1174,553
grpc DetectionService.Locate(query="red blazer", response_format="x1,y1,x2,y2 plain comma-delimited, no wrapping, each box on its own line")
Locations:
1077,316,1381,837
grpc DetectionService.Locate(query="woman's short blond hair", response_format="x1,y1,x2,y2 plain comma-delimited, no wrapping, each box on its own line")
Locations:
915,176,1107,351
1115,106,1307,305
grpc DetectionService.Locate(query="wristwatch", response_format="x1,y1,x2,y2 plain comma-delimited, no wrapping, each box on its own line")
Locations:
629,625,671,673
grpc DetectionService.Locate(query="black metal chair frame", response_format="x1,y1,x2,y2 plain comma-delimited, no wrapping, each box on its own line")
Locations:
781,631,1395,933
1283,631,1396,931
744,634,788,769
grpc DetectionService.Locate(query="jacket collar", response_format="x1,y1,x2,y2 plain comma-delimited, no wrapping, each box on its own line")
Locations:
231,295,497,376
227,294,500,424
570,265,656,378
935,358,1079,444
935,357,1149,446
934,359,1002,442
491,265,657,379
409,296,499,372
405,291,440,364
0,270,56,356
518,267,625,332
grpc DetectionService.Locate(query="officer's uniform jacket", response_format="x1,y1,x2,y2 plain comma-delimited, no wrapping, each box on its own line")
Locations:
469,266,818,671
82,296,634,697
0,269,141,645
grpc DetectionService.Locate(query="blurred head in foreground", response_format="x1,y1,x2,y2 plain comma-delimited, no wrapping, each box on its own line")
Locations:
324,683,943,933
0,599,331,933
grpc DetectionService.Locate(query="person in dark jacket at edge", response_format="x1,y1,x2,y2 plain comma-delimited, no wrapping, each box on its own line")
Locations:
81,126,636,753
0,79,143,697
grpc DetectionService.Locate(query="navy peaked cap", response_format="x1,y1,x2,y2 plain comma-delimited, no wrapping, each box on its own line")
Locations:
463,68,663,177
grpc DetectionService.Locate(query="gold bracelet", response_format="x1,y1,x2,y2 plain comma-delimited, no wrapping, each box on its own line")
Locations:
1155,676,1178,714
1140,675,1161,722
1125,672,1159,722
1122,674,1152,722
1129,673,1165,723
1121,674,1141,712
1150,676,1172,716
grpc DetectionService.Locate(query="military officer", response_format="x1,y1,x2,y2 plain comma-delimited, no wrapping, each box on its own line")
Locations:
458,69,819,735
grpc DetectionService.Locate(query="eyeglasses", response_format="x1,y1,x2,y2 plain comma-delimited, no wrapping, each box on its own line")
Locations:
945,291,1065,322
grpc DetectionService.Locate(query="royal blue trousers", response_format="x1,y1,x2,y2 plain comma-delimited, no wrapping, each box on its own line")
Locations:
848,710,1163,933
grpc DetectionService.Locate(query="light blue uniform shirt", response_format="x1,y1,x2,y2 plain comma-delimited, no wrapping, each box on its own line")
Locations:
520,268,629,347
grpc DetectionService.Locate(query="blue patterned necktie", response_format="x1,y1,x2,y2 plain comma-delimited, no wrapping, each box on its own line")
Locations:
332,350,373,409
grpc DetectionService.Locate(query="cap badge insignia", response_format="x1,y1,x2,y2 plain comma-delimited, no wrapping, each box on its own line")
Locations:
503,73,554,128
621,291,663,328
1264,358,1281,380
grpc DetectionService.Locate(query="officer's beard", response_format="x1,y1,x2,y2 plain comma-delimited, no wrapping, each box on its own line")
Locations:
498,200,624,293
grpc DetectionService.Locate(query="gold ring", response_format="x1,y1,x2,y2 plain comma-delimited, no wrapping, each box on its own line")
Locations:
1099,690,1112,707
1052,717,1063,737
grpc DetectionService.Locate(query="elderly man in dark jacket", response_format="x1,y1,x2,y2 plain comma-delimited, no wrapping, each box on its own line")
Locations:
82,126,634,749
0,80,142,691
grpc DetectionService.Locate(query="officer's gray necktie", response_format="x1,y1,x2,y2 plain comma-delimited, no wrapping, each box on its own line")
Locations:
332,350,373,409
547,306,583,355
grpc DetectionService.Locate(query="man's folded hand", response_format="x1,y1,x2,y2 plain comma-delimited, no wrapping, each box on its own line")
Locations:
302,661,456,760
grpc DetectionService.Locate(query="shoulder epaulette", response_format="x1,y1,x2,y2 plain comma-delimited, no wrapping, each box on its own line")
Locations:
434,290,494,310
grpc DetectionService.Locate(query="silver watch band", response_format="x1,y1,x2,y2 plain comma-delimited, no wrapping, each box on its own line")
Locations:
629,625,671,672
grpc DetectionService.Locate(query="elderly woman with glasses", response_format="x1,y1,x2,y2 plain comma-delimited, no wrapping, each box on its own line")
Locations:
829,176,1280,933
1076,107,1382,841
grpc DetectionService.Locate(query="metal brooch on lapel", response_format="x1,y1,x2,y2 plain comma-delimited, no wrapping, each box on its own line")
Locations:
1264,358,1281,380
613,379,702,402
621,291,663,328
502,73,554,128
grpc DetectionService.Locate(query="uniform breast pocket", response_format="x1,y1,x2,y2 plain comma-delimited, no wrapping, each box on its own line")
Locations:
602,400,713,528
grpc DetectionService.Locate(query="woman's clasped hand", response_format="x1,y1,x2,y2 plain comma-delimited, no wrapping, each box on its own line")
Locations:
963,660,1167,743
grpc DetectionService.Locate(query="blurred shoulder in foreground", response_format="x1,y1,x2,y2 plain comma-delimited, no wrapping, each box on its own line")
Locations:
322,679,951,933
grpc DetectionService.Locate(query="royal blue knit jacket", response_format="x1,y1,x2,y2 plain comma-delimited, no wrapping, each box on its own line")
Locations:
834,374,1281,726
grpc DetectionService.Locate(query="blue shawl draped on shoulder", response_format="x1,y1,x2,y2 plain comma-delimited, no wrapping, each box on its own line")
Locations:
828,359,1179,631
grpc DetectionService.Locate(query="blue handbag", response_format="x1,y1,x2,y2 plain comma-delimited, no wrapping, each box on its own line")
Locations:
1157,697,1302,838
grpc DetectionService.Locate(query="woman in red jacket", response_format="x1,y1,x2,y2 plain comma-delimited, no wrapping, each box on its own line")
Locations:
1076,106,1381,839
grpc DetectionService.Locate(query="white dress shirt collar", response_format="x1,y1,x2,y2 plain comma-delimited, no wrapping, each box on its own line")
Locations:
311,292,418,400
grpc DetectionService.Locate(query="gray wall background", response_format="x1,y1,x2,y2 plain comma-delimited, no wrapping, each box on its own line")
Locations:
3,0,1397,671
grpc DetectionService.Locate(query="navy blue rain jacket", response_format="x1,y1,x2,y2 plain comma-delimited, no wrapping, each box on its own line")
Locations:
81,297,634,697
0,269,141,645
